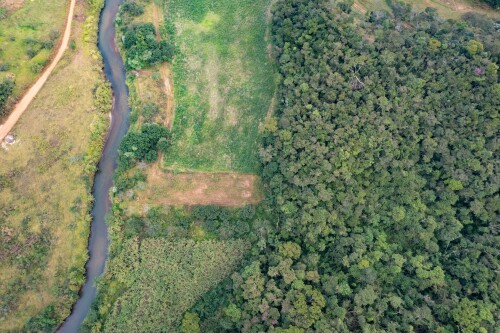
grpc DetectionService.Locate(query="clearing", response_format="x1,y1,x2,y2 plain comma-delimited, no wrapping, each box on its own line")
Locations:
162,0,276,173
126,163,263,215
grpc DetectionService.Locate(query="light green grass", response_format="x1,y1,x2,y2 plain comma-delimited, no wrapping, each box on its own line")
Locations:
162,0,276,173
0,0,67,110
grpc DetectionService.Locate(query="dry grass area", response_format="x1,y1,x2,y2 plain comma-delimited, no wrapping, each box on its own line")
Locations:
0,0,67,113
353,0,499,19
125,163,263,215
0,1,108,329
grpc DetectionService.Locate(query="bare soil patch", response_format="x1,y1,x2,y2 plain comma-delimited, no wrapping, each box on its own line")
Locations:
0,0,25,12
127,164,263,213
160,63,175,128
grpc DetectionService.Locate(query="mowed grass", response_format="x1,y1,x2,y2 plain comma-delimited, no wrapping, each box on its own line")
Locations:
0,1,108,330
162,0,276,173
0,0,67,110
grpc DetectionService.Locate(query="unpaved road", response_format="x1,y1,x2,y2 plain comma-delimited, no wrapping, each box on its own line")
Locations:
0,0,76,142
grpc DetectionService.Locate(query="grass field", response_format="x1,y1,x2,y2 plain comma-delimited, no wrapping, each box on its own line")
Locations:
118,1,273,208
162,0,276,173
0,0,109,330
0,0,68,114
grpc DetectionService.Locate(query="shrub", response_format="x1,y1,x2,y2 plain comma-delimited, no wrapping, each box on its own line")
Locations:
0,78,14,116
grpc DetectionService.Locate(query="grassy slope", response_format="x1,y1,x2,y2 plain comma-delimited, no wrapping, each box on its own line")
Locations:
162,0,276,173
0,0,67,110
0,1,109,329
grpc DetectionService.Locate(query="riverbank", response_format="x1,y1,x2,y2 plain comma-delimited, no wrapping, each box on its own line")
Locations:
0,0,111,330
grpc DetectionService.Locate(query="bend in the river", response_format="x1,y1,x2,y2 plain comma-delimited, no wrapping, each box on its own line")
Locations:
57,0,129,331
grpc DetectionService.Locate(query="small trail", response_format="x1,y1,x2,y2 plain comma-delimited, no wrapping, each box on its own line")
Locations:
0,0,76,142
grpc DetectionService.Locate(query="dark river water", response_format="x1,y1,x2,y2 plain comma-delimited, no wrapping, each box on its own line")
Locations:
57,0,129,331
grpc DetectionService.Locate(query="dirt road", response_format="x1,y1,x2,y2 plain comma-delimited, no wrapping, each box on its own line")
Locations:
0,0,76,142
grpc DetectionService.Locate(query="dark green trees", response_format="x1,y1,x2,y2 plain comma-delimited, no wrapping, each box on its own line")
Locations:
122,23,174,70
196,0,500,332
118,123,170,167
0,78,14,117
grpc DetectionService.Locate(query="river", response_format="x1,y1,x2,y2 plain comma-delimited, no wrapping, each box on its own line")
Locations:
56,0,129,331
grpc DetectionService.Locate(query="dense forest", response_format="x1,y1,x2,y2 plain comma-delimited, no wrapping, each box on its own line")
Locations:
87,0,499,332
192,0,499,332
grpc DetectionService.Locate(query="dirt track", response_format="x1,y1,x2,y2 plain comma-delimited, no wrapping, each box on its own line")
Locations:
0,0,76,142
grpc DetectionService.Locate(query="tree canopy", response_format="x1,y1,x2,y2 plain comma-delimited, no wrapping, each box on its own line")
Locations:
191,0,500,331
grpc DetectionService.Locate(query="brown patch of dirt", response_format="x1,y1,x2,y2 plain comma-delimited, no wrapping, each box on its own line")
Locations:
0,0,25,12
160,64,175,129
127,164,263,211
152,3,163,40
352,2,367,14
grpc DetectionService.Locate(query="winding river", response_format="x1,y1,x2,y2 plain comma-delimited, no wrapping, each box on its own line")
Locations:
57,0,129,331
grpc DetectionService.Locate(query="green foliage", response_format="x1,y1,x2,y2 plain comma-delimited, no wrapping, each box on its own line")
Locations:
0,77,14,117
120,0,145,18
93,80,112,113
181,312,201,333
24,305,58,333
479,0,499,8
194,0,500,332
118,123,170,168
121,23,174,70
95,239,248,332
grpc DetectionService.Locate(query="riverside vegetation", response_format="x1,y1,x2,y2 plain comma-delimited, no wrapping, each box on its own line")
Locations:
85,0,275,330
89,0,499,332
0,0,111,330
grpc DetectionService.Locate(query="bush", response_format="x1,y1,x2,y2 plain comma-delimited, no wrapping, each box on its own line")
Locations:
93,80,112,113
0,78,14,117
122,23,175,70
118,123,170,168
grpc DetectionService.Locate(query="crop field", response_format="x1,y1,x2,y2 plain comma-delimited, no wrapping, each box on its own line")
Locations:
97,238,248,332
162,0,276,173
0,0,67,113
0,0,109,330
